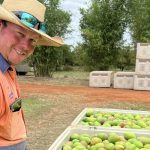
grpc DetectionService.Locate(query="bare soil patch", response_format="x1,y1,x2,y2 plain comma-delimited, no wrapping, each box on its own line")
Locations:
18,76,150,150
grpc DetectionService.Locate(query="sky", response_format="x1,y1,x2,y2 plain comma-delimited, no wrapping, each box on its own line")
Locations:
60,0,131,47
60,0,90,47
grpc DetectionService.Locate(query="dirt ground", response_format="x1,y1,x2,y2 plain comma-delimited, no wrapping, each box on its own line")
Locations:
18,76,150,150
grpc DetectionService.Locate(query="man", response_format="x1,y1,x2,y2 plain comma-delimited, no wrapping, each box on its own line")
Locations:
0,0,63,149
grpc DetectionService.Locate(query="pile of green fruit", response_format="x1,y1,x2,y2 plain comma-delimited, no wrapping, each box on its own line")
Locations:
62,132,150,150
78,109,150,129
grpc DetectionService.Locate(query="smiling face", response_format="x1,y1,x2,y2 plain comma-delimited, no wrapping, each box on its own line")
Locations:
0,21,39,65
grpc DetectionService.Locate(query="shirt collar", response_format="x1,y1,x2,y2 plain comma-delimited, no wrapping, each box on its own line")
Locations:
0,54,11,73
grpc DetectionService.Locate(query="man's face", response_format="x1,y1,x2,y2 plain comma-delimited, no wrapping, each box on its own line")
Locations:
0,21,39,65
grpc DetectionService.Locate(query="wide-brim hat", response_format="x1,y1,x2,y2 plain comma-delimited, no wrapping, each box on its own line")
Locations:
0,0,64,47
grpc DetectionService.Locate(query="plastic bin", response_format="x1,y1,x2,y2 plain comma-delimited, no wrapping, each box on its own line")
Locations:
136,43,150,59
113,72,135,89
71,108,150,131
135,58,150,75
134,74,150,91
48,126,150,150
89,71,113,87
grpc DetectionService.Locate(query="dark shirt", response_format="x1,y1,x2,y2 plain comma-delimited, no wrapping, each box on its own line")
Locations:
0,54,11,73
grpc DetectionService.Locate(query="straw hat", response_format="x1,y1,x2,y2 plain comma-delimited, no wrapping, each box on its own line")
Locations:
0,0,64,47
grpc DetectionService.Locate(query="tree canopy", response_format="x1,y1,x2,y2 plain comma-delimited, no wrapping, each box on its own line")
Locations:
79,0,128,70
127,0,150,44
29,0,71,77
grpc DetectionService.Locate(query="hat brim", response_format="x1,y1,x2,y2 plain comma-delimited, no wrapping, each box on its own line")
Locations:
0,5,64,47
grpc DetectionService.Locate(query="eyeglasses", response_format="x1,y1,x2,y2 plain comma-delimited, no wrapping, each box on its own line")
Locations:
10,98,22,112
13,11,47,33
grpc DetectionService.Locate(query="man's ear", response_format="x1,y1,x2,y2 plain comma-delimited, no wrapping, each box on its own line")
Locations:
0,20,2,25
0,20,6,31
0,21,2,31
0,20,3,30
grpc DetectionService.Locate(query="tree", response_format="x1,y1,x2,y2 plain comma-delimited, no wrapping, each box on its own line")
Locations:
128,0,150,45
30,0,71,77
55,44,74,71
117,46,136,71
80,0,128,71
72,44,87,67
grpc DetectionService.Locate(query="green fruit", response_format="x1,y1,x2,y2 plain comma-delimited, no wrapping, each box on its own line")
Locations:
64,141,73,147
114,144,124,150
86,109,94,117
145,126,150,129
72,148,87,150
115,141,126,147
102,122,111,127
89,121,95,126
108,133,120,144
90,145,97,150
80,141,88,148
74,145,86,149
128,138,137,144
90,137,102,145
124,132,136,140
86,117,97,122
63,145,72,150
138,121,147,128
95,143,105,148
131,124,141,129
79,136,91,144
114,113,121,118
73,142,82,148
134,140,143,148
70,133,80,140
95,113,102,118
72,139,80,143
125,142,136,150
105,143,115,150
83,117,89,122
126,121,132,126
126,114,134,120
103,140,109,145
111,119,120,126
94,121,101,126
97,133,108,141
113,126,121,128
134,115,141,120
146,121,150,125
138,137,150,145
80,121,89,126
144,144,150,148
135,148,140,150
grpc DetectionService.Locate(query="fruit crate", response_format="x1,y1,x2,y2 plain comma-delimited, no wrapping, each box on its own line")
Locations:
136,43,150,59
71,108,150,132
135,58,150,75
113,72,135,89
48,126,150,150
134,74,150,91
89,71,113,88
